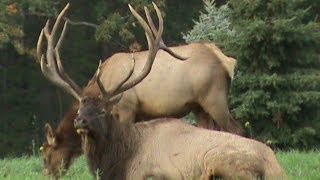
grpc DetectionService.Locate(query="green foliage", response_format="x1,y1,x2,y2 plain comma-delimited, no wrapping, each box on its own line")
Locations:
0,1,24,54
186,0,320,149
95,12,134,47
224,0,320,73
22,0,58,16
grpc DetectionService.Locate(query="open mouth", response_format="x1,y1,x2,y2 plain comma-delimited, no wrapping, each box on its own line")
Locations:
76,128,89,135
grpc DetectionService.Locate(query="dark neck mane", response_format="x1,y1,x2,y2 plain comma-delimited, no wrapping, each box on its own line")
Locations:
56,103,81,146
84,113,141,179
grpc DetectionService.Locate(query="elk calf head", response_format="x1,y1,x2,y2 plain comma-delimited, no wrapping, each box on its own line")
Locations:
41,123,79,177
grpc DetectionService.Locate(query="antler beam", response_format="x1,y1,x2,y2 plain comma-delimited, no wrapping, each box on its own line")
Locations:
36,3,83,101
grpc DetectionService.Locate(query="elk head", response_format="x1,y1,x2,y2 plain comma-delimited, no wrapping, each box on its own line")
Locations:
41,122,81,177
36,2,183,177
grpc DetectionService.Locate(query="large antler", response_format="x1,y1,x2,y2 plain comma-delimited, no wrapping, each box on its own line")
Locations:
97,3,177,101
36,3,82,101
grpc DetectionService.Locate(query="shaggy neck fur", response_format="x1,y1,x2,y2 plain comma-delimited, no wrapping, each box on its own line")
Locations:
82,113,141,179
57,103,82,148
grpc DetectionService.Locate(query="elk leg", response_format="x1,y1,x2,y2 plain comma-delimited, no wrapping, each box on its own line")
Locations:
193,109,219,130
199,92,244,135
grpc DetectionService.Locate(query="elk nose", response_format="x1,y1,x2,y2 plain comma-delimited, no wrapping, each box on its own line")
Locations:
74,117,88,128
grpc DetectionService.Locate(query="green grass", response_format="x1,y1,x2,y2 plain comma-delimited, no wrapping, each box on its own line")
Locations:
0,156,92,180
0,151,319,179
277,151,320,180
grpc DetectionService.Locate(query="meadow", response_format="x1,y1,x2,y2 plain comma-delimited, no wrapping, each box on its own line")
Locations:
0,150,319,179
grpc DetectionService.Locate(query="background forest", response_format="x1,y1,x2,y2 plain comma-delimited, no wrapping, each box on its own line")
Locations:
0,0,319,157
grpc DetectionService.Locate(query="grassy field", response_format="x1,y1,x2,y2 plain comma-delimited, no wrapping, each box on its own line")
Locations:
0,151,319,179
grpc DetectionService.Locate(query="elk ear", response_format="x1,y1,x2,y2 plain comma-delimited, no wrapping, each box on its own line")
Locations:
44,123,57,146
99,93,122,113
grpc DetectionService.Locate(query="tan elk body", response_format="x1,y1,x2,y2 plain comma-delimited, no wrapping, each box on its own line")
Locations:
75,97,287,180
38,3,244,178
100,41,237,128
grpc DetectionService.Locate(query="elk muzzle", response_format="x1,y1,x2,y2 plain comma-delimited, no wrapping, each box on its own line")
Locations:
74,117,89,135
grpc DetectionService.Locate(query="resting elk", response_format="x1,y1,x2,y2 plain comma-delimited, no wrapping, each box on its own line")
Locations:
37,2,243,177
75,96,287,179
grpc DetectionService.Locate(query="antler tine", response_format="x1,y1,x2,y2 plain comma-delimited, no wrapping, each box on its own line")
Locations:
55,21,68,51
37,3,82,101
144,3,188,60
129,4,155,44
152,3,163,41
51,3,70,46
110,57,136,96
144,7,157,38
98,55,136,100
36,29,44,62
55,21,82,95
96,60,108,97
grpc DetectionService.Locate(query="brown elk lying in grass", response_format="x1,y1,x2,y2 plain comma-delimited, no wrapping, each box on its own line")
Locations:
75,102,286,179
37,2,242,177
38,3,286,180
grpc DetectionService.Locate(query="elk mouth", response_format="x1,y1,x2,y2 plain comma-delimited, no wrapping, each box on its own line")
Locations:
76,127,96,140
76,128,89,135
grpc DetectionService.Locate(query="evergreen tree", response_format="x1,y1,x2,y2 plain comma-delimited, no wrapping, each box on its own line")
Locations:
184,0,233,43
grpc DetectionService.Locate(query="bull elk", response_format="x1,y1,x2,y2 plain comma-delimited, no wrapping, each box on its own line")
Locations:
37,2,186,176
75,100,286,179
37,2,243,177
